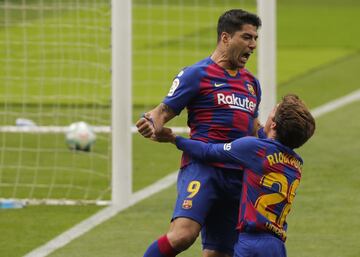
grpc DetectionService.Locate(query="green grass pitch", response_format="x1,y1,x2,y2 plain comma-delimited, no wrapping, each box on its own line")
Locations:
0,0,360,256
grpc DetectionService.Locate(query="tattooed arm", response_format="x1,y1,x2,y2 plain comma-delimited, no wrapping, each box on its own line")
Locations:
135,103,176,139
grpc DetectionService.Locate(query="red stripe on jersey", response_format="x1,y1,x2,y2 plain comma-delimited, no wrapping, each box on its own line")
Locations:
232,110,250,134
256,148,266,158
206,62,227,78
208,128,232,141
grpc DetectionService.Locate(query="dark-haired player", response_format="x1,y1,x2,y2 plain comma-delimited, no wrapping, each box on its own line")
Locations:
137,9,262,257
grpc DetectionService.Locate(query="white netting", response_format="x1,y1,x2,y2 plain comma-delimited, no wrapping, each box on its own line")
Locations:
0,0,111,204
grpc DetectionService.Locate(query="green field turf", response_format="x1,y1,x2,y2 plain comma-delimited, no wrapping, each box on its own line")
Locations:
0,0,359,256
0,205,102,257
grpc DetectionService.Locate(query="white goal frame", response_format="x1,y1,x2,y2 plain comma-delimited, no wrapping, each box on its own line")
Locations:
257,0,277,124
112,0,132,208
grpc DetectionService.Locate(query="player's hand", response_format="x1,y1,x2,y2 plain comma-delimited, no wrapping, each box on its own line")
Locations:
135,113,155,138
152,127,176,143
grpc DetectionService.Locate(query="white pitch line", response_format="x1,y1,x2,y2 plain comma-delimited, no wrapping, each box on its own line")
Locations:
130,172,178,205
23,205,122,257
23,171,179,257
310,89,360,118
23,89,360,257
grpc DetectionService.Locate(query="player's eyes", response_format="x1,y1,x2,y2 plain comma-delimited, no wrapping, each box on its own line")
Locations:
242,34,258,42
242,35,253,41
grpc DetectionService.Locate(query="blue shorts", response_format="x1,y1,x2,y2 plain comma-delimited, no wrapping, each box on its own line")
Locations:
172,162,243,255
234,233,287,257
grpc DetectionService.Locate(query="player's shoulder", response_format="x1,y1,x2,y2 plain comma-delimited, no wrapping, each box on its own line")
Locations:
262,139,303,161
191,56,214,69
232,136,260,148
178,57,213,79
234,137,280,150
274,140,304,164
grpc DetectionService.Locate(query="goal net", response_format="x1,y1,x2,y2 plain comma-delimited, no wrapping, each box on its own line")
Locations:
0,0,273,206
0,0,111,205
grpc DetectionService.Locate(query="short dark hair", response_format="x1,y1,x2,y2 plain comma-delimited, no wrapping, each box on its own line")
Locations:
274,94,316,149
217,9,262,42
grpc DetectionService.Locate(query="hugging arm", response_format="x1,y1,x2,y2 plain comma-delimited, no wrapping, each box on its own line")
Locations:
174,136,239,164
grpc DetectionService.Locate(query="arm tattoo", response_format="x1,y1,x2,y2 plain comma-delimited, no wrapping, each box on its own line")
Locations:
158,103,175,122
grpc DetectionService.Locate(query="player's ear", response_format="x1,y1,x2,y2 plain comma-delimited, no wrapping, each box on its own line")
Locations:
270,121,277,130
221,32,231,44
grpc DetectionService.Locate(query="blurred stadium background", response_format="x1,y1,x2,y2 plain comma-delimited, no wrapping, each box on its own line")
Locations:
0,0,359,256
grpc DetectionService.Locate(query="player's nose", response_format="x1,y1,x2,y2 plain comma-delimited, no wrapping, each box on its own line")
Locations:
249,39,257,50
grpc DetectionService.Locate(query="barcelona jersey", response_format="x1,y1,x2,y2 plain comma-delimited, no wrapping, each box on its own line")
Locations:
163,57,261,169
174,136,303,241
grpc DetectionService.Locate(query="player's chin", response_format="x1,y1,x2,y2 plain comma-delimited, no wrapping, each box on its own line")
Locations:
235,59,246,68
229,61,243,70
236,62,246,69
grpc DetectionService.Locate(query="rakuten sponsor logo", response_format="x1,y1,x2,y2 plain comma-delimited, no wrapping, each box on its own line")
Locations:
217,93,256,112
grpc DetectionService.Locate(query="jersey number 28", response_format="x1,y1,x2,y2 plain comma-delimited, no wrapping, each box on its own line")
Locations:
254,172,300,227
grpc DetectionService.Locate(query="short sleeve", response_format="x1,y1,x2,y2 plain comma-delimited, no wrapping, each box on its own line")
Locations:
162,66,202,115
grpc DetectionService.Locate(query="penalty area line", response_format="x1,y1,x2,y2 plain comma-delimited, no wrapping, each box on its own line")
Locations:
23,89,360,257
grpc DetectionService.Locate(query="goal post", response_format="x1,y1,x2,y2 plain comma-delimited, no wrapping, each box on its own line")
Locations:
257,0,277,124
111,0,132,207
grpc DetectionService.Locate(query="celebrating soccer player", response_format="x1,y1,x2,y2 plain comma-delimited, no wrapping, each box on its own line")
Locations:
136,9,262,257
157,94,316,257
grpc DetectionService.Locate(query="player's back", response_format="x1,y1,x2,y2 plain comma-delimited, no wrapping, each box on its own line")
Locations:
235,138,303,241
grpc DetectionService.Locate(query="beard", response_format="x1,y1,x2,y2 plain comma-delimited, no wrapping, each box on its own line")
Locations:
228,48,246,69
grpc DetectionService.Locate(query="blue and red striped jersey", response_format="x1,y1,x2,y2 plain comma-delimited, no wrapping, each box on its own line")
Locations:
175,136,303,241
163,57,261,169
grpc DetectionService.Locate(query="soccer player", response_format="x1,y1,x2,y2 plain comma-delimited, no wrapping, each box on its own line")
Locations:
157,94,316,257
136,9,262,257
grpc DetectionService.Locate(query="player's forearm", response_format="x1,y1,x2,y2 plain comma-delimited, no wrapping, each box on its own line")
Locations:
175,136,210,160
175,136,230,163
149,103,176,132
136,103,175,139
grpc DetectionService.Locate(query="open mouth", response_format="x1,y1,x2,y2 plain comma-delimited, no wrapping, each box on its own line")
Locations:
243,53,251,59
240,52,251,63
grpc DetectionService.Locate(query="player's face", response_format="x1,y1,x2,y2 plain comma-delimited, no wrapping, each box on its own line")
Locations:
226,24,258,69
264,104,278,135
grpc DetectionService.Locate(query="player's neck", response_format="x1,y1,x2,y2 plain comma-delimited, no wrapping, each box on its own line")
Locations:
211,49,237,72
267,130,276,140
